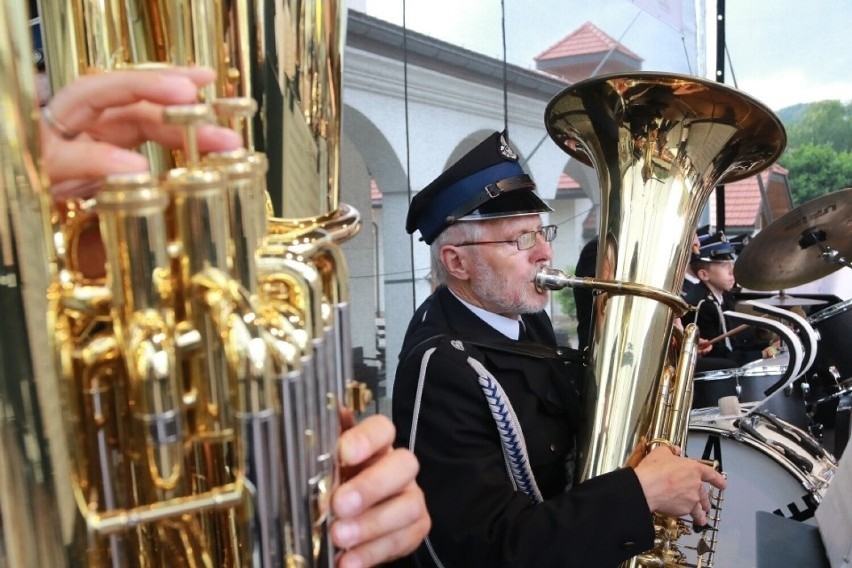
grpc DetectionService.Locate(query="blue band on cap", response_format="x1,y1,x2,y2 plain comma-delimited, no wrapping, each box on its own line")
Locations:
696,241,736,261
418,161,525,242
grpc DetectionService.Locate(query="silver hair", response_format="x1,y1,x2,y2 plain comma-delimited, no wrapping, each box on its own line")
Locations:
430,221,484,285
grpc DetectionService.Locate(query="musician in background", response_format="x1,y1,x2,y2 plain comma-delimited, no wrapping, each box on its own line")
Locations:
683,237,772,367
681,231,703,300
577,232,712,364
573,235,597,351
393,130,725,567
39,67,430,568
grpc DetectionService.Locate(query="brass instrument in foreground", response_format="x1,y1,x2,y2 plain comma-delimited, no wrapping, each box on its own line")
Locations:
540,73,785,567
1,0,359,566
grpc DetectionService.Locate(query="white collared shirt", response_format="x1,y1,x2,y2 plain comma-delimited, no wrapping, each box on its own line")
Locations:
449,289,523,340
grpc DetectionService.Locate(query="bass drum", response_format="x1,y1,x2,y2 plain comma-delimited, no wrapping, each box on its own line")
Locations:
683,409,836,568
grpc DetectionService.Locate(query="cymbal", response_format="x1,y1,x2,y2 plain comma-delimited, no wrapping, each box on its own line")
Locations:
758,294,829,308
735,187,852,290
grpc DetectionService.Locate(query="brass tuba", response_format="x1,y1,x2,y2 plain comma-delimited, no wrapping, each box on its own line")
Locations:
538,73,785,567
0,0,359,566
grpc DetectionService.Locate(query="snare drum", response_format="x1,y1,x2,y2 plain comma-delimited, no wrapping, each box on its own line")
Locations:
809,299,852,378
684,409,836,567
693,353,809,429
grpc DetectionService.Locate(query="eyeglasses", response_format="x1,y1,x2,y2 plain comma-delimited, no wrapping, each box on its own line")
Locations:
452,225,558,251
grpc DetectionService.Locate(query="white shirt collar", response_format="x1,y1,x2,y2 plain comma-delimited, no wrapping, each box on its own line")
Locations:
449,289,522,340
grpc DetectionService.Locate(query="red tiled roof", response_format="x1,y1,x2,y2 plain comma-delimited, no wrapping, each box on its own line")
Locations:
556,172,582,195
535,22,642,62
582,206,597,230
719,163,790,228
370,177,382,201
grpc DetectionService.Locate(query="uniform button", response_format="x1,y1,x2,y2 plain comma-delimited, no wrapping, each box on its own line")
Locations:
549,442,557,452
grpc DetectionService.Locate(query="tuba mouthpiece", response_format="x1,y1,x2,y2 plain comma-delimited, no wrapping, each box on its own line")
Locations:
535,266,582,292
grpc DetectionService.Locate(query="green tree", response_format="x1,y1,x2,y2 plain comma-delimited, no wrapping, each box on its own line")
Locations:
554,265,577,320
779,100,852,205
780,143,852,205
785,100,852,153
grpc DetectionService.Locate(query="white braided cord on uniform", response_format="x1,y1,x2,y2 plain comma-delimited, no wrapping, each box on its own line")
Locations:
408,346,436,453
697,297,732,350
408,346,448,568
465,356,544,504
408,340,543,567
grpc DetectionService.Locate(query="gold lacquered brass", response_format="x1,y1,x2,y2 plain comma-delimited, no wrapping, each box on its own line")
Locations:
541,72,785,567
2,0,360,566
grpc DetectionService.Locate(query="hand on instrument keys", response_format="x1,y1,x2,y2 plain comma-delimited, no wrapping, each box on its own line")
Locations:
332,411,431,568
632,444,726,527
39,66,242,198
39,69,431,567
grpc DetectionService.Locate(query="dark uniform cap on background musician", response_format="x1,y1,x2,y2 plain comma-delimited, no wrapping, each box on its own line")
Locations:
694,237,737,262
691,227,720,263
697,229,725,247
30,15,45,70
727,233,751,255
406,130,552,244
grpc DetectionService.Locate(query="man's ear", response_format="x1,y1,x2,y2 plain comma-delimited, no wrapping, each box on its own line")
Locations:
696,267,710,282
440,245,472,281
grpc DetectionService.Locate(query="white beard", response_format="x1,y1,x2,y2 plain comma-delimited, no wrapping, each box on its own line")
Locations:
469,253,549,315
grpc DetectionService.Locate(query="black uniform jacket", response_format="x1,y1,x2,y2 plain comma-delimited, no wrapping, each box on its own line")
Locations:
683,282,765,365
392,286,654,567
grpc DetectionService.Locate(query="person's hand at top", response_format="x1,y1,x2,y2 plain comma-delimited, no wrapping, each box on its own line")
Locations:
39,66,242,199
331,411,430,567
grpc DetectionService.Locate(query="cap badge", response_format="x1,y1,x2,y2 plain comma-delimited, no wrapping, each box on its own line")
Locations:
499,133,518,160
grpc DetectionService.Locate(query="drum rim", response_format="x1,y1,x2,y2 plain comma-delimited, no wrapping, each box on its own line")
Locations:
809,297,852,324
694,365,787,380
741,365,787,377
688,420,830,489
694,370,737,381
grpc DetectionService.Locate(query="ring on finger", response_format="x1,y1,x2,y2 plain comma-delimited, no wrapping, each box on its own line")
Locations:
42,106,81,140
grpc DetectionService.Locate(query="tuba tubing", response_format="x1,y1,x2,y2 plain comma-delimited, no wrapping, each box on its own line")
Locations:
2,0,361,566
542,72,785,567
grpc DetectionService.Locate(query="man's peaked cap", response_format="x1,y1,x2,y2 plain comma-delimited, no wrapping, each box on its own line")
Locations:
406,130,552,244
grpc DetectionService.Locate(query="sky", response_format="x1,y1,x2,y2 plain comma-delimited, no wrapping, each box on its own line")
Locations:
360,0,852,112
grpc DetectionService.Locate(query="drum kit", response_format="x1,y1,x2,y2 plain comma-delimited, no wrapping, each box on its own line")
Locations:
684,188,852,567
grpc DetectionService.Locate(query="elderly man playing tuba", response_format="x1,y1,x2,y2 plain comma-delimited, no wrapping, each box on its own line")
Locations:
392,131,725,567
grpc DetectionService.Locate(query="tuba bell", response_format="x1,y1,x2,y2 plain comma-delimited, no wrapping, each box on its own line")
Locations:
538,72,786,567
0,0,359,566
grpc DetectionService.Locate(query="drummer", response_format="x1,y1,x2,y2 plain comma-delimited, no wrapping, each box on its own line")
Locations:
683,235,774,369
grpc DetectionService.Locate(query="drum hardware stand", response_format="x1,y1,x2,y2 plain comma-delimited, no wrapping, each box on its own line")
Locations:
809,374,852,408
835,391,851,457
800,375,811,400
798,229,852,272
805,366,843,440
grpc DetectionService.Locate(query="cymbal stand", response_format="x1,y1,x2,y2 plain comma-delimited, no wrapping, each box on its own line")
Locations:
799,229,852,271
